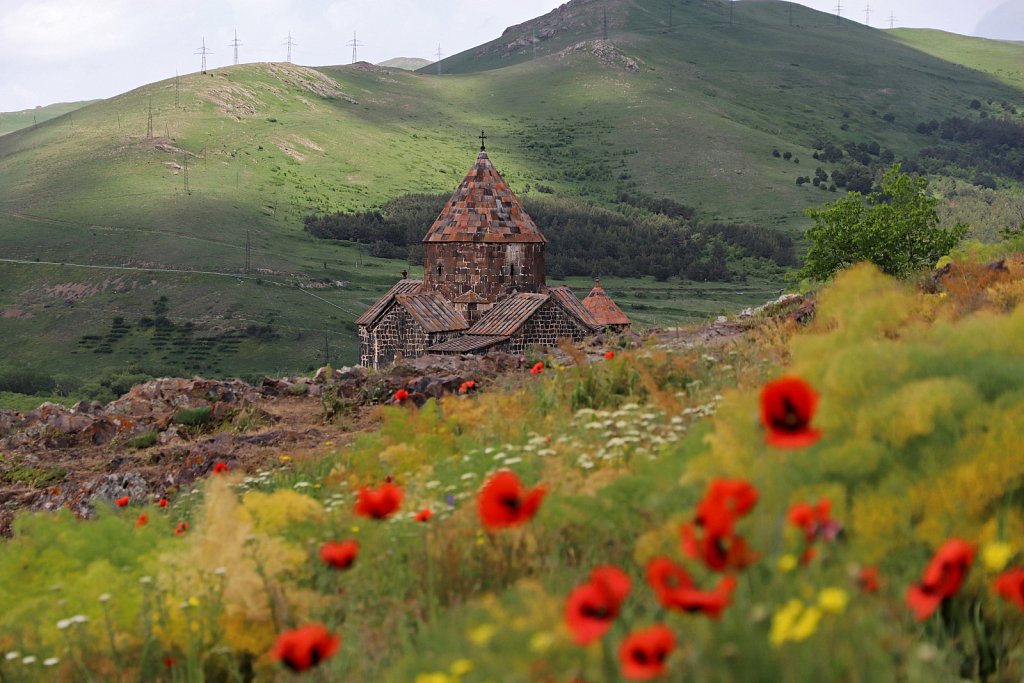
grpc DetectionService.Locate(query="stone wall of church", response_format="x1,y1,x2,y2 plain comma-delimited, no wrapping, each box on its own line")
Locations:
494,299,593,355
360,304,460,369
423,242,545,303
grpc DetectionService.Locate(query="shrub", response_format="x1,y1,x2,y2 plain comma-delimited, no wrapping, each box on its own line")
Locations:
173,406,213,427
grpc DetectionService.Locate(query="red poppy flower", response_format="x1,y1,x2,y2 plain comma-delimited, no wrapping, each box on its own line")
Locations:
136,513,149,527
906,538,975,621
459,380,477,395
681,523,759,572
164,656,176,668
212,462,229,475
645,557,737,619
695,479,759,536
414,508,433,523
995,568,1024,611
477,470,546,531
682,479,759,572
530,361,544,375
857,566,881,594
116,496,130,508
354,482,404,520
619,624,675,681
759,376,822,448
787,498,835,542
175,521,189,537
394,389,410,403
271,624,341,672
565,565,631,645
319,540,358,570
604,351,615,360
158,498,170,508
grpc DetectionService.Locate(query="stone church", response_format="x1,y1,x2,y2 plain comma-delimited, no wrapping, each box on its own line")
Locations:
356,140,630,369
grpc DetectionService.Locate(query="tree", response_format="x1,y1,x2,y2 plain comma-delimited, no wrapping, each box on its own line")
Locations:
798,164,968,281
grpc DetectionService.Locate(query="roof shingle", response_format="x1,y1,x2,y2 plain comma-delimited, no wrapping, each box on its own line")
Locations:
355,279,424,327
426,334,510,354
396,293,468,333
467,293,549,336
422,151,546,244
582,280,631,326
548,286,600,330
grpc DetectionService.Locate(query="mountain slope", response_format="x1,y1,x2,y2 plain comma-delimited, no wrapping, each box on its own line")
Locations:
2,0,1023,391
0,100,96,136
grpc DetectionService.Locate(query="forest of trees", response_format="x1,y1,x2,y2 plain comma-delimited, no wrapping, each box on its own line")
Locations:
303,193,794,282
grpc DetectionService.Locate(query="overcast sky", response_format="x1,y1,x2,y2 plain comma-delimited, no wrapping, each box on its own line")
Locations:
0,0,1019,112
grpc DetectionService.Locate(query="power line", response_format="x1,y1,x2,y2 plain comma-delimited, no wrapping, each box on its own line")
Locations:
434,44,444,75
196,37,212,74
229,29,242,65
347,31,364,64
284,31,296,63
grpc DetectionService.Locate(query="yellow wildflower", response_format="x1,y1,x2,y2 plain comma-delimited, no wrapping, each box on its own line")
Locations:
187,596,200,608
279,455,291,462
770,599,822,646
450,659,474,677
776,554,798,572
415,673,454,683
817,587,849,614
467,623,497,646
982,541,1014,572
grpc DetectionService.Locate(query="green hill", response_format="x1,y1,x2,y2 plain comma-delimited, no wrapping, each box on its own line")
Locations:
2,0,1024,400
0,100,96,136
378,57,434,71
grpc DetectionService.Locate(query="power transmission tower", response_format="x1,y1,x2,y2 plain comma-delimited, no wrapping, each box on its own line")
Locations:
245,230,252,272
532,28,538,59
183,153,190,193
789,1,794,26
284,31,296,62
889,11,895,28
864,3,870,26
730,0,734,27
322,333,331,365
230,29,242,65
348,31,364,64
435,44,444,74
835,1,842,25
175,71,180,106
146,94,153,138
603,10,608,40
196,37,212,74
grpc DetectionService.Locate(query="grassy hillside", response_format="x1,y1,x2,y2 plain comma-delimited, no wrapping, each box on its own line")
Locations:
0,101,96,136
2,0,1024,397
378,57,433,71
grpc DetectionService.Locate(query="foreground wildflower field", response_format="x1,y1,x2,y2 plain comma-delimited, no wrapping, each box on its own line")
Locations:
1,263,1024,682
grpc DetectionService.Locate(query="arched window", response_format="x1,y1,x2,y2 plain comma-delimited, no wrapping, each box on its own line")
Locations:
509,264,516,277
437,264,443,276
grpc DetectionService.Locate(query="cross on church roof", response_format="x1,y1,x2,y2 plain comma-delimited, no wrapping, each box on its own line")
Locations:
479,130,487,152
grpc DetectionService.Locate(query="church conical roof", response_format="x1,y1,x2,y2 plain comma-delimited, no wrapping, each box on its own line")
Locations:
583,279,631,326
422,150,547,244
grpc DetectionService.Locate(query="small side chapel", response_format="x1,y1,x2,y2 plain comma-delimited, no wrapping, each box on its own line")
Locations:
356,135,630,369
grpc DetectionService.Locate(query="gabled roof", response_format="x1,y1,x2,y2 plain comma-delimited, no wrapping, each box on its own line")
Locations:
466,293,549,336
355,279,424,327
548,286,600,330
395,293,468,333
453,290,489,304
422,151,547,244
426,334,510,354
582,280,631,326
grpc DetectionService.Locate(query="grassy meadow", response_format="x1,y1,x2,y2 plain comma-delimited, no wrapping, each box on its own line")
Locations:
1,259,1023,681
